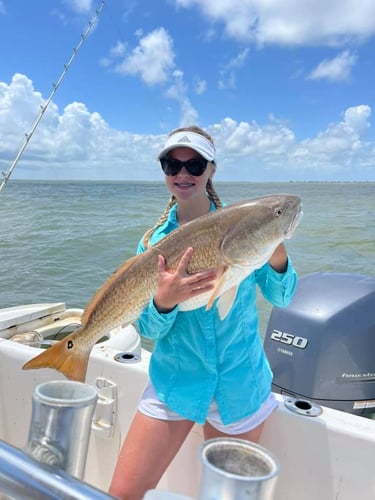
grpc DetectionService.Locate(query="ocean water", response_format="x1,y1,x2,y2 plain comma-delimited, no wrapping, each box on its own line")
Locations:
0,180,374,340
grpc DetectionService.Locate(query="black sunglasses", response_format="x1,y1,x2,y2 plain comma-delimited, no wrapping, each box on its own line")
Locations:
160,157,208,176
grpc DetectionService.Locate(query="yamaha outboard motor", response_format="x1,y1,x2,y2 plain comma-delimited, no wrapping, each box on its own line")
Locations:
264,272,375,416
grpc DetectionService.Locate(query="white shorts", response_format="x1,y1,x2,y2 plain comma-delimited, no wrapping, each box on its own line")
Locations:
138,382,278,435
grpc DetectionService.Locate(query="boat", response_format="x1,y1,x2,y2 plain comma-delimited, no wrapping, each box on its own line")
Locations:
0,272,374,499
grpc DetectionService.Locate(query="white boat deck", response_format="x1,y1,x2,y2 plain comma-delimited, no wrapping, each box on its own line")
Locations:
0,304,375,499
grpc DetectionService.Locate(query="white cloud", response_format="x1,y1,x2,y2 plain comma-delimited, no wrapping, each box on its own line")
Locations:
99,41,127,67
0,74,159,175
165,71,199,126
210,117,295,159
0,74,57,143
307,50,358,82
103,29,199,125
0,74,373,181
193,77,207,95
175,0,257,41
174,0,375,46
291,105,371,174
114,28,175,86
208,106,373,179
62,0,94,14
344,105,371,135
295,105,370,154
218,48,250,89
110,40,127,58
51,0,100,28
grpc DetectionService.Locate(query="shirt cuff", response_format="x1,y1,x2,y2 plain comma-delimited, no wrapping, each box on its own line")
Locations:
137,297,179,340
267,257,292,280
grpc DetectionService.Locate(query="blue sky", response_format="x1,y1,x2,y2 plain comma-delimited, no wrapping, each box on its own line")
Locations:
0,0,374,182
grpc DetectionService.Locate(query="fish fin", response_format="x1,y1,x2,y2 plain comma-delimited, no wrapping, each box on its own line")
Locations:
82,254,142,325
206,269,227,310
22,331,89,382
217,286,239,320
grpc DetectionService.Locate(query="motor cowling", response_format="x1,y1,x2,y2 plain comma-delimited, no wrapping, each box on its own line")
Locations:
264,272,375,416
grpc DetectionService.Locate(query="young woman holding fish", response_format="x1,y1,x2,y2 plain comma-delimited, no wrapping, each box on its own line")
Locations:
109,126,298,499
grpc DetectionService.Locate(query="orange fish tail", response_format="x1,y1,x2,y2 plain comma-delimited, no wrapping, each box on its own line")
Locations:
22,331,90,382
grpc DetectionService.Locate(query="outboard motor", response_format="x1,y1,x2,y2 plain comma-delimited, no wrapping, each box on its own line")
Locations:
264,272,375,416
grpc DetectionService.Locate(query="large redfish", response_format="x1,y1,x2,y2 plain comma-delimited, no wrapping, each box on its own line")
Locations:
23,194,303,382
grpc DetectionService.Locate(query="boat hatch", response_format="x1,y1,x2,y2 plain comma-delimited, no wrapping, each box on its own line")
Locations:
0,303,66,338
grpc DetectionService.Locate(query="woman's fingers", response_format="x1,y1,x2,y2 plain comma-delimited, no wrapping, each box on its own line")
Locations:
175,247,194,275
175,247,216,281
156,247,217,302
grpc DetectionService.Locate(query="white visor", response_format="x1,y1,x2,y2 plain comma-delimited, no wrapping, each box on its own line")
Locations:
158,131,215,162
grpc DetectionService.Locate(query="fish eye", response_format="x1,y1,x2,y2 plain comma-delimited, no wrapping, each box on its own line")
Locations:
274,207,283,216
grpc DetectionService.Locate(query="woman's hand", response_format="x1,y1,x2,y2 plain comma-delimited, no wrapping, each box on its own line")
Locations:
269,243,288,273
153,247,217,313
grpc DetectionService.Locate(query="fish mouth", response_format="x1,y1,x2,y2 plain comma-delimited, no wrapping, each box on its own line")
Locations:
284,204,303,239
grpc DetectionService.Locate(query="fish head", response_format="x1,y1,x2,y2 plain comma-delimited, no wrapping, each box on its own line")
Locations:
276,194,304,239
220,194,303,266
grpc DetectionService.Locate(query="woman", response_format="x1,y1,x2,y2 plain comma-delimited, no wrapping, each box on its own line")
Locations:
109,126,297,499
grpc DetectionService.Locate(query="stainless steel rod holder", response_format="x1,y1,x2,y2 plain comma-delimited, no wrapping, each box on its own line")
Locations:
199,438,280,500
24,380,98,479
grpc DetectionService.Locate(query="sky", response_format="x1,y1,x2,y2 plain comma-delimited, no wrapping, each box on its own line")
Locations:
0,0,374,182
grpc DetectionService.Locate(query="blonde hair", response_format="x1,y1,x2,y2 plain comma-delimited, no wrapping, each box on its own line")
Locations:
142,126,223,248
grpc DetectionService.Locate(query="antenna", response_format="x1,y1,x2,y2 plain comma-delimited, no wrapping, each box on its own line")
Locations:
0,1,105,192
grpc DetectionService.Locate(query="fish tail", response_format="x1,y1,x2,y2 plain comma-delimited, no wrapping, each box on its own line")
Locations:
22,331,90,382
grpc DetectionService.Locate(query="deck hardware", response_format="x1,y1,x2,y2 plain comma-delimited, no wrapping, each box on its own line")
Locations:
24,380,98,479
284,397,322,417
114,351,141,364
199,438,279,499
92,377,118,437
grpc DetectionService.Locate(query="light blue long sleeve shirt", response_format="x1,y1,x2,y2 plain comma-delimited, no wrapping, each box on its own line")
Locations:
136,202,297,425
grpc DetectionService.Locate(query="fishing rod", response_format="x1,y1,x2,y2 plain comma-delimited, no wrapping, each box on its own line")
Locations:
0,1,105,193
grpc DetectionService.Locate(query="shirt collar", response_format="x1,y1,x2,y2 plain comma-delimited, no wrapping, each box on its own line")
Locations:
167,200,216,228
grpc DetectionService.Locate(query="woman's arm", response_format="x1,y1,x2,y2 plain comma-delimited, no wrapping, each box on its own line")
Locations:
268,243,288,273
255,244,297,308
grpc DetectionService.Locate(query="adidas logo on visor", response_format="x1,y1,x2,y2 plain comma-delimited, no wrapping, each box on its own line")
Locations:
177,135,191,143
